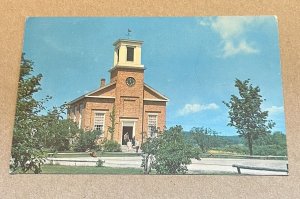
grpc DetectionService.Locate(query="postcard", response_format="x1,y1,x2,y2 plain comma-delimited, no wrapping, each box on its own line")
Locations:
11,17,287,175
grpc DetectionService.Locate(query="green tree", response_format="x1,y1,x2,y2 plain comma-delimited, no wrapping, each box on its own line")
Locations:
11,53,49,174
190,127,209,152
108,105,116,140
36,104,81,152
11,54,78,173
142,126,200,174
190,127,225,152
272,131,287,147
41,119,81,152
74,130,102,152
223,79,275,155
251,131,287,156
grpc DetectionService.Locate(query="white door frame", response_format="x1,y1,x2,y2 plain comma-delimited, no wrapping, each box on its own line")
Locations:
120,119,137,144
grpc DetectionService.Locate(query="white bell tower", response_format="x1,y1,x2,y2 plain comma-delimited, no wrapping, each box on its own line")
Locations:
112,39,144,68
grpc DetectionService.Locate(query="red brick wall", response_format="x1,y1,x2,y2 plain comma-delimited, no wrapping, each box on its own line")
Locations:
84,98,115,138
69,67,167,144
69,98,115,139
144,86,166,100
143,101,167,136
68,99,86,129
113,68,145,143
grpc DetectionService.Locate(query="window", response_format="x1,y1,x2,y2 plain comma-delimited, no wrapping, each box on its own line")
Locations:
117,48,120,62
78,104,84,129
127,47,134,61
148,114,158,138
73,106,77,123
94,112,105,134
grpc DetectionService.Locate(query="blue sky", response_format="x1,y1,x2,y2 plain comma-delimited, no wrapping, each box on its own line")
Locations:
22,17,285,136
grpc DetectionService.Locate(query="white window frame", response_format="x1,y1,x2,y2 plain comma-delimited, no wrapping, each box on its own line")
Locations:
73,106,77,123
93,111,106,136
147,113,158,138
78,104,84,129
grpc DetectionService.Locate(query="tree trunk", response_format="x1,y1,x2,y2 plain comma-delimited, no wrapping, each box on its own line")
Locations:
248,136,253,155
200,145,205,153
144,154,150,174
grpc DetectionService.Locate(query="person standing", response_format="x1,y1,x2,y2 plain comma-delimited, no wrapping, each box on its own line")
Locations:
127,139,132,151
124,132,129,144
135,138,140,153
132,136,136,146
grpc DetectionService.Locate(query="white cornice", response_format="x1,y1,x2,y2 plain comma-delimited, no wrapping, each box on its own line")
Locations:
84,82,116,96
109,65,145,72
113,39,144,46
143,98,168,102
144,83,169,101
86,96,115,99
68,83,116,105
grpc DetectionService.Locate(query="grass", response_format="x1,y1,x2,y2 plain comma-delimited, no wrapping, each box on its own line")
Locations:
199,153,287,160
41,165,144,174
188,170,238,175
41,165,230,175
48,151,141,158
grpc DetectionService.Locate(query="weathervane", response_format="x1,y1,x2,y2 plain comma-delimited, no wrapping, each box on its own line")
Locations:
126,29,132,39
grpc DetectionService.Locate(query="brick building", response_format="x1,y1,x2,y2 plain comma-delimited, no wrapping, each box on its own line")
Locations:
68,39,168,145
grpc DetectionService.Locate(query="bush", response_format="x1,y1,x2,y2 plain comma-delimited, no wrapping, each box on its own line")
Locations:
10,146,46,174
221,144,248,154
96,159,105,167
218,144,287,156
253,145,287,156
102,140,121,152
142,125,198,174
74,130,102,152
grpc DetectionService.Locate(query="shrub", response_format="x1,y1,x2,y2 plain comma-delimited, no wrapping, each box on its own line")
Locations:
96,159,105,167
74,130,102,152
102,140,122,152
221,144,248,154
253,145,287,156
142,125,198,174
10,146,46,174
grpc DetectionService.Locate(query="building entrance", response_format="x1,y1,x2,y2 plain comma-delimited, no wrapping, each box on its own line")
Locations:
122,126,133,145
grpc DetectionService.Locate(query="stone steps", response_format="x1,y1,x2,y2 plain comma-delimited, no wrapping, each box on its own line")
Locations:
121,145,139,153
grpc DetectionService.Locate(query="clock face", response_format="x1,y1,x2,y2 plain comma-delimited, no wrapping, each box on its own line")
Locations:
126,77,136,87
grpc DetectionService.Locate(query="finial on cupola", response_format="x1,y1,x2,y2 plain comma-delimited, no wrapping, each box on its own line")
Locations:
126,29,132,39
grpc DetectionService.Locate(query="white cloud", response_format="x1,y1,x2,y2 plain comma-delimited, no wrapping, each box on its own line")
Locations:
223,40,259,58
198,16,266,58
266,106,284,115
178,103,219,116
211,17,255,40
198,20,211,27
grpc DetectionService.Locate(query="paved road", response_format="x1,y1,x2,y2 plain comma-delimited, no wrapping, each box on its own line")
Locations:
47,157,288,175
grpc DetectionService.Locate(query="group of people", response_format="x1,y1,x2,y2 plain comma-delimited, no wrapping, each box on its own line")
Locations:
123,132,140,153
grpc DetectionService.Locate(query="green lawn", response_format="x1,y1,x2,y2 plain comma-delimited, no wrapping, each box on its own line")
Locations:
41,165,144,174
48,152,141,158
198,153,287,160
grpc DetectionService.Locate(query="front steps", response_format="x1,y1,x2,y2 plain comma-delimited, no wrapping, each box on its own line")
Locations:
121,145,140,153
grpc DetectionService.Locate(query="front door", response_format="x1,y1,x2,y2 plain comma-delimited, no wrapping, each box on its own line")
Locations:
122,126,133,145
